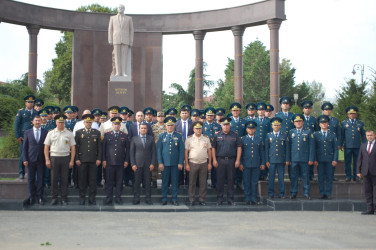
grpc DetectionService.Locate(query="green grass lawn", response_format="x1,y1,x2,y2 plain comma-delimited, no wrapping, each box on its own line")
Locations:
0,137,5,150
338,150,344,161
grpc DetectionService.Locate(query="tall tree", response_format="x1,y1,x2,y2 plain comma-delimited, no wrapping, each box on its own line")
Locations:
359,69,376,130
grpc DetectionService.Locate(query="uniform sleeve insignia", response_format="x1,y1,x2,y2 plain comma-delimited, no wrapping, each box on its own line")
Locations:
311,134,314,138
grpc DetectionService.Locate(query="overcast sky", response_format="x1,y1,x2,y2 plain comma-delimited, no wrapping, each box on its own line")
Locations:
0,0,375,100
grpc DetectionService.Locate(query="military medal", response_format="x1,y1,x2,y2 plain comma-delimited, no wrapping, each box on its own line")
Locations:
292,133,295,138
346,124,349,128
81,134,84,139
303,137,306,142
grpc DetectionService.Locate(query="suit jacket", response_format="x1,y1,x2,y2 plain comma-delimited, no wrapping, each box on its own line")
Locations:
102,131,130,166
357,141,376,176
174,119,193,141
108,14,134,45
128,122,153,139
75,128,102,163
130,135,156,168
22,127,48,163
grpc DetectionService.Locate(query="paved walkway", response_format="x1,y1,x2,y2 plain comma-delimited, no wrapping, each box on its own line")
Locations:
0,211,375,249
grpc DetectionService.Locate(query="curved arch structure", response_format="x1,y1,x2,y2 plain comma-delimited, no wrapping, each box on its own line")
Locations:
0,0,286,112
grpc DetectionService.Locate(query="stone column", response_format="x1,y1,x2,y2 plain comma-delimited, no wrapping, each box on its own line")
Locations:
267,19,282,114
27,25,40,92
231,26,245,105
193,30,206,109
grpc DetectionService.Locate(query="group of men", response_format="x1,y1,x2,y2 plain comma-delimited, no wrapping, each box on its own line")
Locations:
16,95,376,214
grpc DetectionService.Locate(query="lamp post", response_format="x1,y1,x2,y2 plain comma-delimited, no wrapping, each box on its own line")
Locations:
293,93,299,106
351,64,364,83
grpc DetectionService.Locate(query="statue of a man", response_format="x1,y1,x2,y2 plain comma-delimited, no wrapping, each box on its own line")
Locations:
108,4,134,77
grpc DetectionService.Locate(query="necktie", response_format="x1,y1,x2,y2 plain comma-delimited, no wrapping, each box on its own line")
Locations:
285,112,288,117
260,118,263,123
115,132,118,138
183,121,187,141
306,116,309,121
275,133,278,138
36,129,39,143
137,123,140,135
142,136,146,148
323,131,327,138
368,142,372,155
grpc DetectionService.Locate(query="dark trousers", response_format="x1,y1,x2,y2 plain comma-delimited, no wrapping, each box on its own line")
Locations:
106,165,124,200
18,143,25,176
133,166,151,202
78,162,97,202
317,161,333,197
44,166,51,186
268,163,285,197
216,158,236,202
363,172,376,212
68,164,78,186
123,165,134,185
234,168,243,186
210,167,217,187
290,162,310,196
189,162,208,202
161,165,179,202
97,163,103,185
243,167,260,202
179,166,189,185
309,165,315,180
50,156,70,200
345,148,360,179
27,162,45,200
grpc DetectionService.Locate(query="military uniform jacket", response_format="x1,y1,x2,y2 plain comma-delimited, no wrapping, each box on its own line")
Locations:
212,131,242,158
152,123,167,144
255,116,271,141
288,128,315,162
65,119,77,132
15,108,37,138
341,119,366,148
313,131,338,162
75,128,102,163
157,132,185,166
41,122,54,131
328,116,342,146
230,117,246,137
240,135,265,168
265,132,290,164
245,115,257,121
202,121,221,144
275,111,294,134
102,131,130,166
302,115,318,133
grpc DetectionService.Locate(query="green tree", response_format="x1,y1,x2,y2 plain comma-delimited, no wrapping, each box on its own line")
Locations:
359,69,376,131
43,4,116,105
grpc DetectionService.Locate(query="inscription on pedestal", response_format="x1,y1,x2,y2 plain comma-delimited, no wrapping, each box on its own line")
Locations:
108,81,134,111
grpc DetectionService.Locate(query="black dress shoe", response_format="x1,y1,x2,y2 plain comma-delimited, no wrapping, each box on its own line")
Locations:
278,196,286,199
115,198,123,205
189,201,195,206
268,196,274,199
304,195,311,200
97,183,103,188
145,200,153,205
319,195,326,199
345,178,351,182
23,198,31,206
332,177,339,181
326,196,331,200
199,202,206,206
38,198,45,205
19,174,24,179
50,199,58,205
79,199,85,205
89,200,96,206
361,210,374,215
250,201,257,205
104,199,113,205
133,200,140,205
228,201,236,206
216,200,223,206
245,201,251,205
151,181,157,188
171,201,179,206
162,201,167,205
61,200,68,206
290,194,297,199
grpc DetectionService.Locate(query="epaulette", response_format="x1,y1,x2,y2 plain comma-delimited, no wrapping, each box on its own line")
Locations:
48,129,54,132
19,108,23,111
203,134,209,138
105,131,112,134
187,135,193,138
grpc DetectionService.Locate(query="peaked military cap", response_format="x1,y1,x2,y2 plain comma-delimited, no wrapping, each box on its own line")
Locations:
292,114,305,122
54,114,67,122
245,121,257,129
34,99,44,106
266,104,274,112
230,102,242,111
108,106,120,114
256,102,267,110
24,95,36,102
63,105,74,113
167,108,177,116
190,109,200,116
205,107,216,116
321,102,333,110
317,115,329,123
111,117,122,123
301,100,313,108
193,121,203,129
128,109,134,116
53,106,61,114
82,114,94,122
119,106,129,114
216,108,226,115
220,117,232,124
226,113,233,118
270,117,283,125
101,112,107,119
180,105,191,112
346,106,358,114
245,102,256,110
45,106,54,113
71,106,79,112
91,108,102,116
164,116,177,125
143,107,154,115
280,96,292,104
199,110,206,119
38,109,49,116
157,111,165,117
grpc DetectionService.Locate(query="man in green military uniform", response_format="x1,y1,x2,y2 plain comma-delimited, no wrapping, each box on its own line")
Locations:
75,114,102,205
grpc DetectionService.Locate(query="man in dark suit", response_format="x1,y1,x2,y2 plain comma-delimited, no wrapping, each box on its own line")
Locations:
130,123,156,205
22,116,48,205
102,117,130,205
75,114,102,205
357,130,376,215
174,105,193,186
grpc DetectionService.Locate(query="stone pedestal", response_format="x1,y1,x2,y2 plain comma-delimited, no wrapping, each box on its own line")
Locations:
108,81,134,111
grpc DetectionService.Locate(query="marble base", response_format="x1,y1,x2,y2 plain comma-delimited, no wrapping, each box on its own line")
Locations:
108,81,134,111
